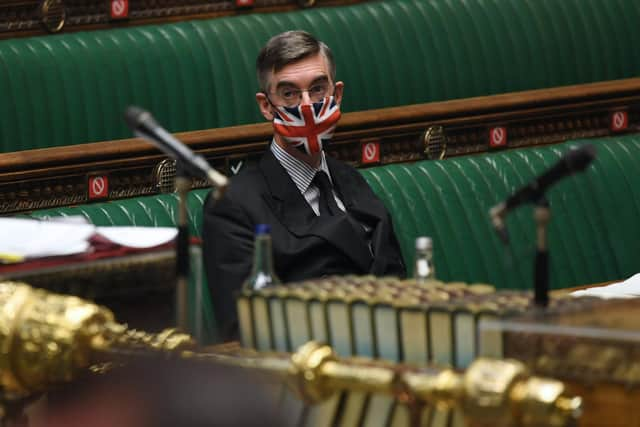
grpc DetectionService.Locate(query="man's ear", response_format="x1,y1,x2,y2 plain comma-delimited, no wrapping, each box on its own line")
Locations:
334,81,344,105
256,92,274,121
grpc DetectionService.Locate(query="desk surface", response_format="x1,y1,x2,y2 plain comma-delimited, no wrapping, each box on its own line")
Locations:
0,245,179,332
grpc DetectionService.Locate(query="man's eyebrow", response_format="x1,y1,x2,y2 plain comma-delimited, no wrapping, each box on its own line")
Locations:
275,76,330,90
275,80,298,90
309,76,329,85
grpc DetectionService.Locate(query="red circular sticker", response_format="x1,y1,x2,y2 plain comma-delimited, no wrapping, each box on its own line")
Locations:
361,142,380,164
89,176,109,199
111,0,128,18
490,127,506,147
364,143,377,161
611,111,628,131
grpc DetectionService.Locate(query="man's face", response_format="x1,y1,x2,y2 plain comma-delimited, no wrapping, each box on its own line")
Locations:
256,53,344,165
256,53,343,121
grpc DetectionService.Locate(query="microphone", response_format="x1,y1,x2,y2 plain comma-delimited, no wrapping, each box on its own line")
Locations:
124,106,229,193
490,144,596,243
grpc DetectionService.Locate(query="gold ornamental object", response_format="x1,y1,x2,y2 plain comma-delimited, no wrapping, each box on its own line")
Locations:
40,0,66,33
422,125,447,160
0,281,194,399
153,158,177,193
195,341,581,427
0,282,581,427
297,0,317,8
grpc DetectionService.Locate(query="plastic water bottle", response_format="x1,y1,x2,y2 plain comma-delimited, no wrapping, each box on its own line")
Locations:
414,236,435,284
242,224,281,291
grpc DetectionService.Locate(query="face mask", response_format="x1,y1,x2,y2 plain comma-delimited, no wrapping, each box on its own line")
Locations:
272,96,341,156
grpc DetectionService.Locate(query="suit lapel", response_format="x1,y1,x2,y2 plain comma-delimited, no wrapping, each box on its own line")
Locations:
327,157,387,225
259,150,317,229
259,151,372,272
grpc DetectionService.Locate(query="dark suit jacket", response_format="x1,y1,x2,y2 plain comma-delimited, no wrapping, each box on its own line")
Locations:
202,149,406,340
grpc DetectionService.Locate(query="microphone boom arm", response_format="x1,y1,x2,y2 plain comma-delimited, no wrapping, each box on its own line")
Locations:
125,106,229,199
489,144,596,244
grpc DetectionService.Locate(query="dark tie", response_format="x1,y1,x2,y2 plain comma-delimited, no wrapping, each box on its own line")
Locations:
313,171,341,216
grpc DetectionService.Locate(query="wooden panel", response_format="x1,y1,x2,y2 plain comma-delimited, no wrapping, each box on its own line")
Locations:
0,0,363,39
565,382,640,427
0,78,639,214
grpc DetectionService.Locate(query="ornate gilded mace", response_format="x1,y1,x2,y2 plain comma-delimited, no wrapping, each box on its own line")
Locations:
0,281,581,427
0,281,194,399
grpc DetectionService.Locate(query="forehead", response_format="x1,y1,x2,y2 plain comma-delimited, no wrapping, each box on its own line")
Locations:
269,53,330,87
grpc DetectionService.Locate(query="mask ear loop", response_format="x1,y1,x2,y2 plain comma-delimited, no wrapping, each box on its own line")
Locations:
326,84,338,104
264,94,281,117
265,94,277,109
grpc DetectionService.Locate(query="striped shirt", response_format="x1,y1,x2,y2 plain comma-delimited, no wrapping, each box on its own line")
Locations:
271,141,346,216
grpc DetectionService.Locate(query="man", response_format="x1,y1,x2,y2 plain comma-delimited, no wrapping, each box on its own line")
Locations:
203,31,405,341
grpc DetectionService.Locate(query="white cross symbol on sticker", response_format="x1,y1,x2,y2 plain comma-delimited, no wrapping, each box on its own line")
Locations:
112,0,125,16
364,143,377,161
92,177,105,195
492,128,505,145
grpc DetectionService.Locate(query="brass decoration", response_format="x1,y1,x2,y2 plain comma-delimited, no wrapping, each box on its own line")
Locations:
151,158,210,195
0,282,580,426
298,0,317,7
153,159,177,193
193,341,581,427
0,281,194,399
422,125,447,160
40,0,66,33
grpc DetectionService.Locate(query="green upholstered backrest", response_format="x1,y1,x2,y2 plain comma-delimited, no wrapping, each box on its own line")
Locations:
29,190,210,237
30,134,640,292
2,0,639,152
360,135,640,290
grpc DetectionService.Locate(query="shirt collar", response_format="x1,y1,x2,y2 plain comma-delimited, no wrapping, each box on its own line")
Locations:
270,141,331,193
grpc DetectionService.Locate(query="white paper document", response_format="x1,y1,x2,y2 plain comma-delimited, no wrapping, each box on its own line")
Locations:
0,218,95,260
0,218,177,262
95,226,177,249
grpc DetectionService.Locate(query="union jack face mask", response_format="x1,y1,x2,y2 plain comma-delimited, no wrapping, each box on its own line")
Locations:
272,96,342,156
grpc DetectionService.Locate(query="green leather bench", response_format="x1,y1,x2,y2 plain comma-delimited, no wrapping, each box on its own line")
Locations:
28,134,640,341
365,136,640,292
1,0,639,153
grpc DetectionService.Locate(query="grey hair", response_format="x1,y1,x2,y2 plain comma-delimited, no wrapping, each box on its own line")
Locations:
256,30,336,93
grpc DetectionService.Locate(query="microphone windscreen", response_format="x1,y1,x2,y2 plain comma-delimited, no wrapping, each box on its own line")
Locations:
566,144,596,172
124,105,150,131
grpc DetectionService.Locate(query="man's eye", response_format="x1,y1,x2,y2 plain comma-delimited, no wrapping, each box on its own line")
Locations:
310,85,326,95
281,89,297,99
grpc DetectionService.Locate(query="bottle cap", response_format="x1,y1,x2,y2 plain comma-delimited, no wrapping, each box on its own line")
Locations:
415,236,432,250
255,223,271,235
